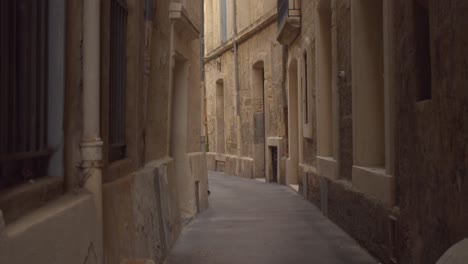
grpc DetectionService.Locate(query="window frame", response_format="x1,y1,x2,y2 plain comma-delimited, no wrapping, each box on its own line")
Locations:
0,0,50,191
108,0,129,162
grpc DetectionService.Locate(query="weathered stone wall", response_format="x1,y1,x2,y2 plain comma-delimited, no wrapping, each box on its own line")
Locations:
236,0,276,33
208,0,468,263
394,1,468,263
287,0,318,169
102,0,208,262
0,193,100,264
205,20,286,180
334,0,353,182
297,1,468,263
103,159,182,264
204,0,277,54
237,23,285,157
1,0,207,264
205,51,236,156
293,1,394,263
147,0,173,162
0,1,100,263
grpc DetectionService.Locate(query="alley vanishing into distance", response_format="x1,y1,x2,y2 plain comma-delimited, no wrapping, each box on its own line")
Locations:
166,172,377,264
1,0,468,263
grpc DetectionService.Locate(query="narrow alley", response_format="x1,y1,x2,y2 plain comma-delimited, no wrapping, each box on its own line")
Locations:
166,171,376,264
1,0,467,264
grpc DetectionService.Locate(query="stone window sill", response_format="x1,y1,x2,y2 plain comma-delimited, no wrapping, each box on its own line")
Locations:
0,177,64,225
107,158,137,183
352,165,394,205
317,156,338,180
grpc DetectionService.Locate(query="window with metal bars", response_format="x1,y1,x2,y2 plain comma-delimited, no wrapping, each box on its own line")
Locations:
414,0,432,101
0,0,49,190
109,0,128,162
277,0,301,29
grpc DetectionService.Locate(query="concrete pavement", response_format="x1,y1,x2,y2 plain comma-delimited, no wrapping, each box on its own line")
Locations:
165,171,378,264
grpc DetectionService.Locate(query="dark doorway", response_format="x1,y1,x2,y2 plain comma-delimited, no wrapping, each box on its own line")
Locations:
195,180,200,214
270,146,278,183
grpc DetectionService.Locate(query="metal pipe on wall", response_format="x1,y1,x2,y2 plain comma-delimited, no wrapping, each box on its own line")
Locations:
82,0,104,261
201,0,207,152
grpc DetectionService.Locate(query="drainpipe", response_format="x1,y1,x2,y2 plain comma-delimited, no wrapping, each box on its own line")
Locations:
143,0,154,164
82,0,104,248
201,0,207,152
233,0,242,158
233,0,239,115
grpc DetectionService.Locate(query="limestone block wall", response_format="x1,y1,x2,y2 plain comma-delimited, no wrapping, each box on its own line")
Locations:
204,0,276,54
205,21,286,180
284,0,468,263
1,0,207,264
286,0,318,178
394,0,468,263
101,0,208,261
286,1,394,263
205,51,236,156
0,193,100,264
236,0,276,33
103,159,182,264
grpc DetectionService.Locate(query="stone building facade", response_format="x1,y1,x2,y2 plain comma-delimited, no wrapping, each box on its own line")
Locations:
206,0,468,263
0,0,207,263
204,0,289,183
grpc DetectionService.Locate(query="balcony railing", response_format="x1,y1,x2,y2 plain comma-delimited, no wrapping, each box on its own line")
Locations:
277,0,301,45
278,0,301,30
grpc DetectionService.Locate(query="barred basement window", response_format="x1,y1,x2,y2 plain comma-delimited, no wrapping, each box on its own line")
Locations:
109,0,128,162
0,0,50,190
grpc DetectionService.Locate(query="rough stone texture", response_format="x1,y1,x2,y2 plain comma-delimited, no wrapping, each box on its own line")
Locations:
0,177,64,225
327,180,392,264
297,0,318,167
237,25,286,159
188,153,210,213
334,0,353,182
100,0,208,262
0,193,100,264
92,0,207,262
103,159,185,264
204,0,276,52
2,0,207,264
166,172,377,264
285,2,392,263
205,1,468,264
205,21,285,180
206,152,217,171
302,169,321,206
394,1,468,263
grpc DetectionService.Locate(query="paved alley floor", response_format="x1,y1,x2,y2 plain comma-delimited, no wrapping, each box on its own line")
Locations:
165,171,378,264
